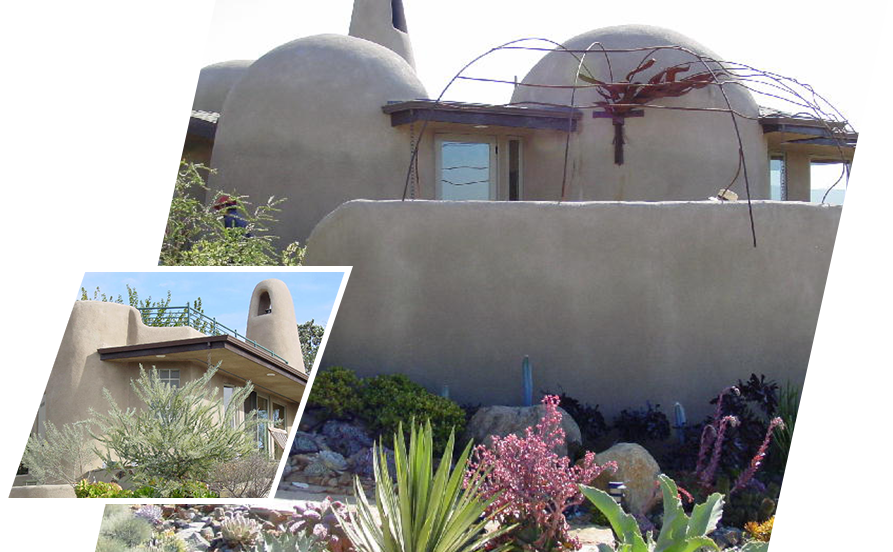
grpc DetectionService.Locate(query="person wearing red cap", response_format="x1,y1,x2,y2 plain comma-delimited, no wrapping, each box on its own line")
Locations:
213,195,250,235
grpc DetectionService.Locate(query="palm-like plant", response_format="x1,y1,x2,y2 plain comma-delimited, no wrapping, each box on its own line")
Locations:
339,421,514,552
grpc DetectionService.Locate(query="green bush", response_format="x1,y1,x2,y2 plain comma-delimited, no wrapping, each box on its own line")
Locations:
96,506,154,549
307,366,364,418
21,421,96,485
307,367,466,454
360,374,466,454
75,480,132,498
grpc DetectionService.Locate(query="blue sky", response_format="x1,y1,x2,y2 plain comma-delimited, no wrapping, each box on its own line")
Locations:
77,271,346,334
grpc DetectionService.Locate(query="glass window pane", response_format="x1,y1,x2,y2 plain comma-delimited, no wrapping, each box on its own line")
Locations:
770,156,785,200
440,141,491,200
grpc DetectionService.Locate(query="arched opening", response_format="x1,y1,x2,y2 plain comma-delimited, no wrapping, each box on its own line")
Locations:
258,291,272,315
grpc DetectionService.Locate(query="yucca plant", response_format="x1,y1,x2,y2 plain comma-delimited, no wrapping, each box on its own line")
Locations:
581,474,723,552
339,420,514,552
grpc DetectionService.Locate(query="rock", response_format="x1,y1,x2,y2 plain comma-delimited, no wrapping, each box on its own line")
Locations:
184,532,211,552
592,442,661,516
712,526,743,549
303,459,330,478
318,450,348,472
321,420,375,457
350,446,396,479
466,404,582,456
292,431,322,454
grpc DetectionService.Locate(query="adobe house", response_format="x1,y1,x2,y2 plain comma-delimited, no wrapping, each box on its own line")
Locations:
181,0,854,419
19,278,307,488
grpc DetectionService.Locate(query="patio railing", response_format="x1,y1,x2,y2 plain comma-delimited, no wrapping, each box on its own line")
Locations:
136,306,289,365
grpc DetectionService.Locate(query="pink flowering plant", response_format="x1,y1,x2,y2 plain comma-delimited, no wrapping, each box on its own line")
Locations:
466,395,617,551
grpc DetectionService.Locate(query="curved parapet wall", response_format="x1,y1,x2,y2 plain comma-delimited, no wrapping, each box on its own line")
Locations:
511,25,768,202
306,199,840,419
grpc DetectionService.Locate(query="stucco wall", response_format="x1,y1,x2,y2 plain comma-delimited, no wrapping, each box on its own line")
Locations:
307,200,839,420
38,301,299,473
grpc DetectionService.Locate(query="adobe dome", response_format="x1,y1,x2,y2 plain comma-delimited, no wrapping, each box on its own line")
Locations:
509,24,767,202
210,34,428,243
192,60,253,113
512,24,758,116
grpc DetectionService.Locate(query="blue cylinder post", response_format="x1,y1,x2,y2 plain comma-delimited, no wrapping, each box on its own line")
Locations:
522,356,533,407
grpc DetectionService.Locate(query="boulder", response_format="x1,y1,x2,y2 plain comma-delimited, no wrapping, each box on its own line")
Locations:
466,404,582,456
592,442,661,515
320,420,374,457
291,431,322,454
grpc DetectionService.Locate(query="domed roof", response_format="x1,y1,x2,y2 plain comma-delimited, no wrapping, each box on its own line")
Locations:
512,24,757,116
210,33,427,243
192,60,253,113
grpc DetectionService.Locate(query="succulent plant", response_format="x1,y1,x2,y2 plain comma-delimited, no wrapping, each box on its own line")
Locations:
145,530,189,552
289,498,355,552
134,505,164,525
221,512,262,548
250,531,326,552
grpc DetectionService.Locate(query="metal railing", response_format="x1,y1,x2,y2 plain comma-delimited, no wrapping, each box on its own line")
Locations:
136,306,289,365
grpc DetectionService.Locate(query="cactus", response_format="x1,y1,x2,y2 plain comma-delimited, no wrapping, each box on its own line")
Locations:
221,512,262,548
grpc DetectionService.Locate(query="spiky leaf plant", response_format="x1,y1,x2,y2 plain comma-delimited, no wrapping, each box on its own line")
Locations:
339,420,515,552
582,474,723,552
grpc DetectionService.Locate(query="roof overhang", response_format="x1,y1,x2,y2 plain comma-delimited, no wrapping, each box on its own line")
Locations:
760,115,857,162
383,100,583,132
187,110,219,141
98,335,307,403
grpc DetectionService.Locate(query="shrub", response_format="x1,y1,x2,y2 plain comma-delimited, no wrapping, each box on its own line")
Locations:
298,319,326,371
613,401,671,442
75,480,132,498
340,421,514,552
360,374,466,454
21,421,96,485
160,161,305,266
96,506,154,549
306,366,364,419
209,452,278,498
467,395,616,551
90,363,259,487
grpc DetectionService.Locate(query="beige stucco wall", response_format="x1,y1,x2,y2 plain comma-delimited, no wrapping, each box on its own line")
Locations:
349,0,416,69
307,199,839,420
37,301,299,474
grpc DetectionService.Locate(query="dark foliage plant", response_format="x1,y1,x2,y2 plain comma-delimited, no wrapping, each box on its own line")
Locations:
613,401,671,442
706,374,781,478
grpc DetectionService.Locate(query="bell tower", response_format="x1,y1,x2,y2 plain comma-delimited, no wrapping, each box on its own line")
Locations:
349,0,416,69
246,279,306,372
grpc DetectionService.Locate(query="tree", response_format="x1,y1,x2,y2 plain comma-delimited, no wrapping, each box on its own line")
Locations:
90,363,262,488
160,162,305,266
297,319,326,370
21,421,96,485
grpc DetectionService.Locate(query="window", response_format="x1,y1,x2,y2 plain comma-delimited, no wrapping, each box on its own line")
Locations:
769,155,786,200
436,135,497,200
157,369,180,388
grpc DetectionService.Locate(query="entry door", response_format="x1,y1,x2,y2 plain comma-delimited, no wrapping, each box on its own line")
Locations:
436,135,497,200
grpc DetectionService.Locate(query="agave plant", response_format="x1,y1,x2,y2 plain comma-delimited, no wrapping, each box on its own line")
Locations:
581,474,723,552
339,420,515,552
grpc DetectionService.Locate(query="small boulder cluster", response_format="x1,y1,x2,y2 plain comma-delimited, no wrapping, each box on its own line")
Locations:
280,420,395,496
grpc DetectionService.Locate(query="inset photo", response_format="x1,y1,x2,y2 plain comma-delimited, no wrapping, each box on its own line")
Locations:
11,269,348,499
